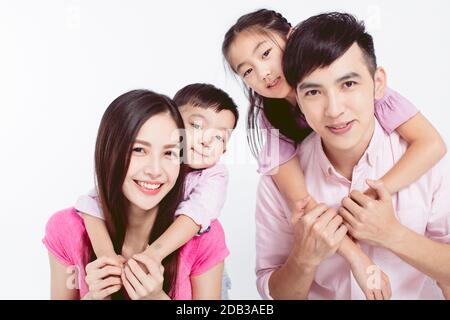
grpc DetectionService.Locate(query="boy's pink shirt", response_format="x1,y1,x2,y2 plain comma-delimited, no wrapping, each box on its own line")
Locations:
75,163,228,233
257,87,419,175
43,208,229,299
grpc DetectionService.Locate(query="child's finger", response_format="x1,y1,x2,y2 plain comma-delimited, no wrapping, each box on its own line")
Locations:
374,289,383,300
366,179,391,202
86,256,121,273
365,290,375,300
134,254,163,277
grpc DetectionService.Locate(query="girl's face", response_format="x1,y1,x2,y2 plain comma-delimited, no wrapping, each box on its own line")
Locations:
228,31,292,99
122,112,181,214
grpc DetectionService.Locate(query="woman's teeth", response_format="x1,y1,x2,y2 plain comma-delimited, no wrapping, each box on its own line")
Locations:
137,181,161,190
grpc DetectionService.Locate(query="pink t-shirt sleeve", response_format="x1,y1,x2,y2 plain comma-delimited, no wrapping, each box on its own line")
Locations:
74,188,104,220
43,209,75,266
43,208,94,299
43,208,88,266
374,87,419,134
175,164,228,233
257,112,299,176
190,220,230,276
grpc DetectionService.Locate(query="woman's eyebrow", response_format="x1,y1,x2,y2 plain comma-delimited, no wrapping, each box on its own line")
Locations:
236,40,267,73
135,139,151,147
135,139,179,149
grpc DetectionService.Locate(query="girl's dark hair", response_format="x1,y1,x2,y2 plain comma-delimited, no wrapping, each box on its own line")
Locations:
94,89,187,298
173,83,239,129
284,12,377,87
222,9,312,156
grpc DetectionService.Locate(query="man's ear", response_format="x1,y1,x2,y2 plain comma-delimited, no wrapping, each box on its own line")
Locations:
373,67,387,100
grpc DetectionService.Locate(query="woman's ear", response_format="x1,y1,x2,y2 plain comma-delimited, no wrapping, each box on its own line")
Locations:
287,27,296,40
374,67,387,100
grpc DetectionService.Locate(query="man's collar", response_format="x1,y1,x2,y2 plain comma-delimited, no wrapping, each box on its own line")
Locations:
314,119,384,179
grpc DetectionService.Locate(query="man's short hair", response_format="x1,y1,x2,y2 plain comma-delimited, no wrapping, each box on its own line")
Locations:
283,12,377,87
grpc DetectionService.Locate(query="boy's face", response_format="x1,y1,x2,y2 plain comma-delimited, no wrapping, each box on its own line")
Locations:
179,104,236,169
295,43,386,156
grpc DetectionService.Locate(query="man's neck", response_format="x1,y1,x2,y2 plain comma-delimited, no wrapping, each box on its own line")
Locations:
322,120,375,181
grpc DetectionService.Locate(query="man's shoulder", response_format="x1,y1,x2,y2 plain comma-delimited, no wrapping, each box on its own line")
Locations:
256,174,291,215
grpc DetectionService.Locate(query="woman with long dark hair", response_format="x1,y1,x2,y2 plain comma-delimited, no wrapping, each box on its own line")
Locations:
43,89,229,299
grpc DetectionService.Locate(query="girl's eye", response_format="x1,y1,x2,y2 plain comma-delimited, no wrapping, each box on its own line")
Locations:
191,123,202,130
262,48,271,58
344,81,356,88
306,90,320,97
243,68,253,78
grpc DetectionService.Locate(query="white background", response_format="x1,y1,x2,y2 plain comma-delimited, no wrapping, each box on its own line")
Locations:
1,0,449,299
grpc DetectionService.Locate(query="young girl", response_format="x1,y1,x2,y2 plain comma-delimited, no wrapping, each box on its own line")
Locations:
44,89,229,299
222,9,447,300
74,84,238,298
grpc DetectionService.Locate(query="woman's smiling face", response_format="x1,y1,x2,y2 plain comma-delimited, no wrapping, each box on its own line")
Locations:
122,112,182,213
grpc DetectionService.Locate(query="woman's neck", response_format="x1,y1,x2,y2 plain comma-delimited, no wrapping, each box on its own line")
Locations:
121,205,158,259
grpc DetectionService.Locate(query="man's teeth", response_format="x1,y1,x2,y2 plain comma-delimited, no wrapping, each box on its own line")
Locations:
137,181,161,190
331,123,348,129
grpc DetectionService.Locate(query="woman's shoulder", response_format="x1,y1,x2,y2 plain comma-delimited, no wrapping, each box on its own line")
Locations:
46,207,85,234
44,207,89,265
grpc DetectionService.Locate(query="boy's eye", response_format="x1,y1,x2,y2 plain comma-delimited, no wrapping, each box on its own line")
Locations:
262,48,271,58
305,89,320,97
344,81,356,88
215,135,224,142
243,68,253,78
191,123,202,130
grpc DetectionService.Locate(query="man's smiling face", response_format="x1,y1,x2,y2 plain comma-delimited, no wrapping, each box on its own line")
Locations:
296,43,386,156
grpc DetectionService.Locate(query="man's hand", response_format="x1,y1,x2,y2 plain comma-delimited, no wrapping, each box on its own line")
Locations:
291,200,348,267
339,179,401,247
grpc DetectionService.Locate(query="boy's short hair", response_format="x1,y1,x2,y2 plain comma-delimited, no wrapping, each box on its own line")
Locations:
174,83,239,129
284,12,377,87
